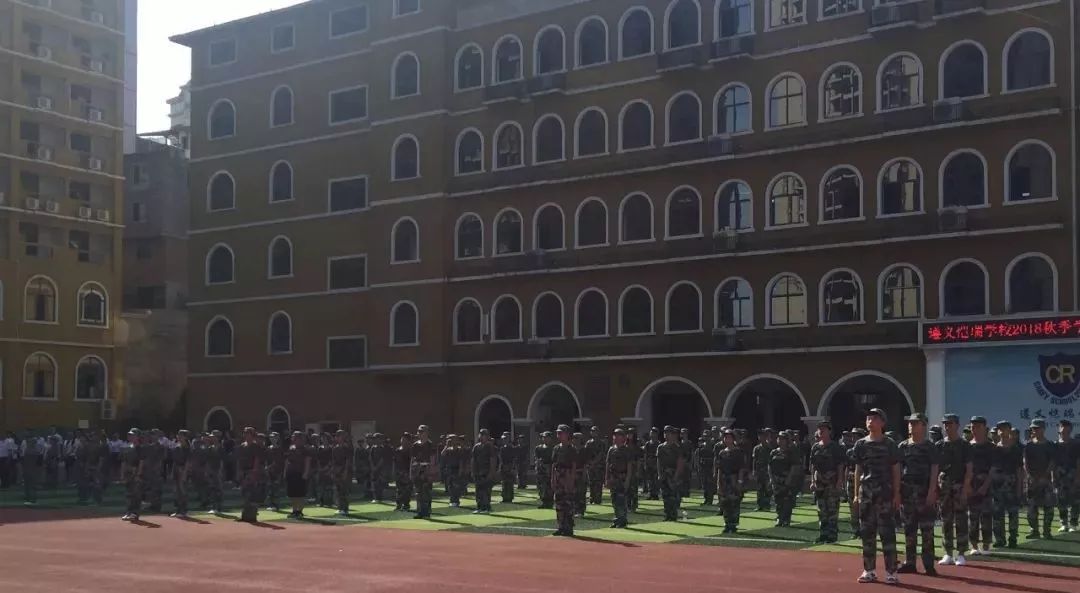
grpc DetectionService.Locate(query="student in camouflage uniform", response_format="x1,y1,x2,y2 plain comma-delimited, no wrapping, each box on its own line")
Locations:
235,427,265,523
606,428,632,528
769,431,800,527
937,413,972,566
852,408,901,585
967,416,995,555
264,433,285,511
285,431,312,519
810,420,846,544
585,426,607,505
642,427,660,500
695,430,716,506
1024,418,1057,539
190,434,208,509
394,433,413,511
142,429,165,513
678,428,693,498
353,436,372,501
1055,419,1079,532
846,427,867,534
328,430,351,516
626,428,641,512
991,420,1023,547
498,432,517,503
571,432,588,515
76,431,106,505
897,413,939,576
657,425,684,521
43,434,61,490
316,433,334,507
515,434,529,489
205,431,225,514
534,431,555,508
170,430,193,517
472,428,497,513
120,428,144,521
442,435,465,507
714,429,745,533
551,424,577,536
376,434,395,502
409,426,436,519
752,429,775,511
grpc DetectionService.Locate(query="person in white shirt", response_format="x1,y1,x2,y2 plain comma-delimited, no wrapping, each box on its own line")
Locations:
0,433,15,489
20,433,45,504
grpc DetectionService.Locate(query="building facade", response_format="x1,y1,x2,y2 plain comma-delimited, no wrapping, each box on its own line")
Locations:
166,82,190,157
174,0,1078,441
0,0,130,431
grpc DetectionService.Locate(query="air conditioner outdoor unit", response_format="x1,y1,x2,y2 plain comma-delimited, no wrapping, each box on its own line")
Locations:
90,59,104,73
933,98,964,123
36,145,53,161
26,197,41,210
96,209,111,222
78,206,92,219
45,200,60,214
34,0,53,8
713,227,739,249
36,96,53,110
870,5,902,26
88,107,104,122
91,11,105,25
88,157,104,171
35,45,53,60
938,206,969,232
101,399,115,421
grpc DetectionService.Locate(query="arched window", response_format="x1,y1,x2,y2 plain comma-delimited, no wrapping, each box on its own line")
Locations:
768,174,806,227
495,122,524,169
941,42,986,99
575,109,608,157
270,161,293,202
1008,255,1055,313
576,199,608,247
666,92,701,144
620,286,654,335
268,407,291,434
821,269,862,324
207,171,235,211
456,129,484,175
619,8,653,59
25,276,57,322
620,101,653,150
880,158,922,215
1006,141,1054,202
75,356,106,400
534,204,565,251
77,283,107,327
880,265,922,320
717,0,752,38
392,135,419,180
392,52,420,98
270,86,293,127
535,27,565,75
822,63,861,119
455,299,483,343
577,18,608,67
206,316,234,356
268,236,292,278
716,181,752,231
492,296,522,341
456,213,484,259
666,186,701,238
533,115,565,163
666,0,700,50
879,53,921,111
268,312,292,354
941,151,986,208
768,274,807,327
768,74,805,128
620,193,654,242
1005,30,1052,91
716,278,752,329
941,260,987,317
391,301,419,346
24,353,57,399
494,36,523,83
456,44,483,90
667,282,702,333
208,99,236,140
392,218,419,263
821,166,862,222
769,0,805,27
494,209,523,255
206,244,235,285
716,84,750,135
576,289,608,337
533,293,564,339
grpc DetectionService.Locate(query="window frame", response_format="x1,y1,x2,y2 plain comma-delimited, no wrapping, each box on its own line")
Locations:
765,172,809,229
207,39,237,67
618,192,656,244
391,134,421,181
326,254,369,293
937,149,989,210
454,128,486,176
271,23,296,54
665,91,703,146
765,273,810,328
818,164,865,224
714,180,754,232
574,288,610,338
575,197,610,249
76,281,109,328
492,207,525,257
876,52,923,113
23,275,59,325
269,85,294,128
492,34,525,84
939,258,990,318
267,311,294,355
206,98,237,141
391,217,421,264
206,170,236,213
390,52,421,99
269,160,294,204
617,100,655,153
937,40,989,101
532,114,567,165
573,107,610,158
205,315,235,358
205,243,236,286
493,121,526,170
23,351,59,400
326,174,369,213
1004,252,1059,313
327,84,369,126
765,0,807,31
665,281,703,334
714,0,755,40
389,300,420,347
455,212,485,260
663,0,703,51
74,355,108,401
267,235,294,279
765,72,807,131
714,82,753,136
876,157,925,218
532,291,566,340
533,25,567,76
617,6,656,61
664,185,703,239
714,277,754,330
325,335,368,370
574,16,610,70
491,295,524,343
329,5,369,40
393,0,421,18
819,62,863,122
818,268,865,325
453,298,485,345
454,43,485,92
533,203,567,252
877,263,924,323
1001,28,1055,94
618,285,655,336
1003,139,1057,205
818,0,863,22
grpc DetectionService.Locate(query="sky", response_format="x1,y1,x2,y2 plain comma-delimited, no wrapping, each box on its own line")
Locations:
137,0,306,133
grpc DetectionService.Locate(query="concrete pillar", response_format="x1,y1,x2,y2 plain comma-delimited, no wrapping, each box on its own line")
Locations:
924,349,946,421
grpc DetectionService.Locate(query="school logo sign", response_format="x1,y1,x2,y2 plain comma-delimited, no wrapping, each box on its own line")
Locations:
1035,353,1080,405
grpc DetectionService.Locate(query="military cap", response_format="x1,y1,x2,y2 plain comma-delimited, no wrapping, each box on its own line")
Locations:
817,420,832,429
336,429,347,435
970,416,987,425
722,429,735,437
590,426,599,432
866,408,888,422
256,432,266,439
572,432,584,438
541,431,554,437
679,427,689,433
942,413,960,424
502,431,511,436
663,425,678,434
478,428,490,435
994,420,1012,429
1030,418,1046,429
402,432,414,439
1059,419,1073,428
905,413,928,423
852,428,868,436
613,428,626,435
127,428,141,436
211,429,223,437
841,430,852,436
269,431,280,438
242,426,255,433
777,431,791,440
177,429,192,438
649,426,659,433
151,428,163,436
626,426,636,432
417,425,430,432
291,430,304,437
556,424,571,433
764,427,776,434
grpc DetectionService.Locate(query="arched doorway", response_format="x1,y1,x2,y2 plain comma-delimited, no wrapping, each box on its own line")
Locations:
821,371,914,436
529,382,582,433
267,406,291,435
725,375,808,438
637,377,711,437
204,407,232,433
475,395,513,438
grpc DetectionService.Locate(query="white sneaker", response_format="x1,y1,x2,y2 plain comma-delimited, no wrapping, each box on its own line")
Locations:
954,555,967,566
857,570,877,583
938,555,955,566
1071,526,1079,533
1059,525,1070,533
966,548,980,557
885,572,899,585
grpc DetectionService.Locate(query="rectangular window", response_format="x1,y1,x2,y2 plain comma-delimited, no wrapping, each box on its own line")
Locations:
272,23,295,52
135,240,153,260
328,255,367,291
70,84,92,104
328,176,368,212
394,0,420,17
329,86,368,124
822,0,860,18
70,133,91,153
208,39,237,66
131,164,148,186
69,181,91,202
131,202,144,222
327,336,367,369
769,0,805,28
330,5,368,38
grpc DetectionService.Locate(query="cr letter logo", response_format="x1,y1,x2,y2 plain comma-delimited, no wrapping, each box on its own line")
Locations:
1045,365,1076,384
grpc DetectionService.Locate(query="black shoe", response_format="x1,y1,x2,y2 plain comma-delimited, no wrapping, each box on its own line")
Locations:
1028,530,1041,539
552,529,566,536
814,536,828,544
992,541,1005,549
413,514,428,519
923,565,938,576
896,563,917,574
1044,531,1053,540
1008,539,1018,548
610,521,621,528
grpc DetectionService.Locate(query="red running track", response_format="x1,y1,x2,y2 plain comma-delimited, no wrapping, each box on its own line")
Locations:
0,510,1077,593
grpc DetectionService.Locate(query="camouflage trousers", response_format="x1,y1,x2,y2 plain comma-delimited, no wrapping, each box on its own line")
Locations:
846,472,859,533
333,469,351,512
553,468,576,532
319,468,334,506
1026,474,1055,535
772,483,796,525
901,481,935,568
536,466,553,507
610,483,629,526
413,465,432,517
395,472,412,510
968,474,993,548
628,474,639,511
240,471,266,522
815,475,842,541
265,470,282,509
991,472,1021,544
173,469,189,514
500,469,516,503
143,474,163,512
642,464,658,499
373,469,390,501
698,464,715,505
756,472,772,510
938,478,969,555
659,471,680,520
354,467,371,501
574,470,587,514
190,471,207,508
474,473,494,512
444,469,463,504
205,470,224,511
517,462,528,489
1055,470,1079,528
859,486,898,573
21,462,39,503
679,468,691,498
124,471,142,514
718,475,742,528
587,464,604,504
77,466,104,504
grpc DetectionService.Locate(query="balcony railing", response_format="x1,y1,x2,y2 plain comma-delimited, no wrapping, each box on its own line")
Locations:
869,2,921,28
935,0,987,15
